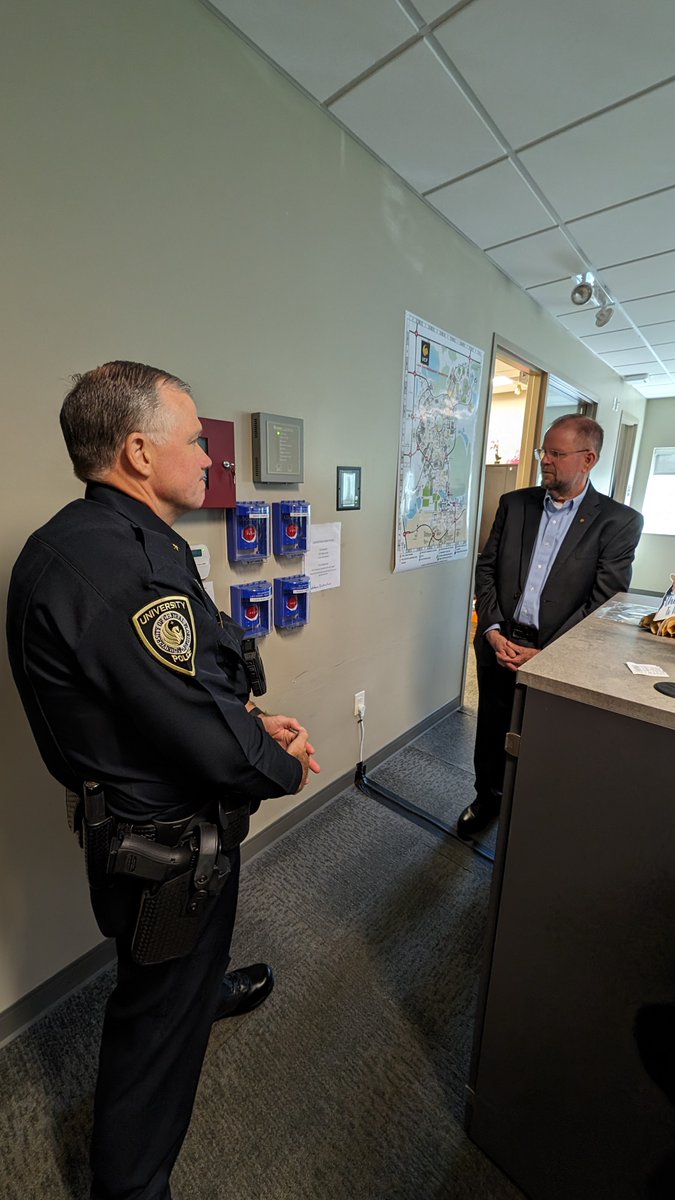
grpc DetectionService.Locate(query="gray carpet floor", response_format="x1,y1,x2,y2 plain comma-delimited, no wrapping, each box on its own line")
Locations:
0,656,522,1199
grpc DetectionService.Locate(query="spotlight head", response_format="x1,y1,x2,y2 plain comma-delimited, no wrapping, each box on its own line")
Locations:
595,305,614,328
572,282,593,306
571,271,595,306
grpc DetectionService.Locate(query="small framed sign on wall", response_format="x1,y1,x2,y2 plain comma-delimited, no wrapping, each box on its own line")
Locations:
336,466,361,511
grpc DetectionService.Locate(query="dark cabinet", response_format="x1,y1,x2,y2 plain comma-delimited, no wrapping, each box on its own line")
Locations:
478,463,518,551
466,612,675,1199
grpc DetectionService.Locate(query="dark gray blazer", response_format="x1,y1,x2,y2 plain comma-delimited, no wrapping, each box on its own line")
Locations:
475,483,644,649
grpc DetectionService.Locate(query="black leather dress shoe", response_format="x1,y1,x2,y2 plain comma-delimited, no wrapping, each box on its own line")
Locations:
457,799,499,838
214,963,274,1021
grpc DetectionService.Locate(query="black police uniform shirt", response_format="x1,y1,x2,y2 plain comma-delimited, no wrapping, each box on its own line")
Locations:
7,482,302,820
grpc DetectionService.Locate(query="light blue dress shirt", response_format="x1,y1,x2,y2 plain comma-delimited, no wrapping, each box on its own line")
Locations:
513,483,589,629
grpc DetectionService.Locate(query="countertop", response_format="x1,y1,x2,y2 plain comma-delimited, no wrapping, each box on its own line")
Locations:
518,593,675,731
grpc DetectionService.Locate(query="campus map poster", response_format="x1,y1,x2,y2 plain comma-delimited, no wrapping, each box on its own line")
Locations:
395,312,483,571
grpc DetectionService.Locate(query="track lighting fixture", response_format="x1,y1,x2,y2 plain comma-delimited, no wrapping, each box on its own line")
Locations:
571,272,595,306
595,305,614,328
570,273,614,326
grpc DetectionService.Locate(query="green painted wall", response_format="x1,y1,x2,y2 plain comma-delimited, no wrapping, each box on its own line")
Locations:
0,0,648,1011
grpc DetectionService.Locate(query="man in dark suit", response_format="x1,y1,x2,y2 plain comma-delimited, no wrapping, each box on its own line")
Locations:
458,413,643,837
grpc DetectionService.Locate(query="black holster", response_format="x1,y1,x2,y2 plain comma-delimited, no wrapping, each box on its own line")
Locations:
72,783,249,965
83,782,115,890
118,818,228,966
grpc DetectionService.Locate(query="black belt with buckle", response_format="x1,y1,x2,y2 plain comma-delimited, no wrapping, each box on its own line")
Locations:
119,802,250,854
507,620,539,648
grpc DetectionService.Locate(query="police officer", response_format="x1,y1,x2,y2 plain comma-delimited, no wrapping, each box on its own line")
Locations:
7,361,320,1200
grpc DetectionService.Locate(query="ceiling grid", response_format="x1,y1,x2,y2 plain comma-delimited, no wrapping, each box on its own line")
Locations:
204,0,675,397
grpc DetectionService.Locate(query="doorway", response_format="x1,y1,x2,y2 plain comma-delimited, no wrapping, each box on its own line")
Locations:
478,352,542,551
610,415,639,504
478,351,596,552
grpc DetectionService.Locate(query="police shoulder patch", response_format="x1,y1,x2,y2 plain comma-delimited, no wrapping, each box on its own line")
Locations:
131,595,197,677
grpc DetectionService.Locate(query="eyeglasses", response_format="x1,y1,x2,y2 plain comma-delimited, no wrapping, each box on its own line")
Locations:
534,447,590,462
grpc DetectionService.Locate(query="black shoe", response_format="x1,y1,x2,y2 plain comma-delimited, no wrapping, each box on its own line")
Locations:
214,963,274,1021
457,799,499,838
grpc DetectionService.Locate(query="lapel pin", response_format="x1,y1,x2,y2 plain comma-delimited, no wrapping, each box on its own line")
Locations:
172,543,180,551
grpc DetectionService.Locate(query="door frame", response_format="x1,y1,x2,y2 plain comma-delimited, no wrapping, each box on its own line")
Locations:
460,335,598,710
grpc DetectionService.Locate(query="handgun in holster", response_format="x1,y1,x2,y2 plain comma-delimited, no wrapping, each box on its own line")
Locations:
111,818,229,966
74,782,248,965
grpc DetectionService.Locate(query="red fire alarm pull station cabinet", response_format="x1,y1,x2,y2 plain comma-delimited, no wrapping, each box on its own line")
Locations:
198,417,236,509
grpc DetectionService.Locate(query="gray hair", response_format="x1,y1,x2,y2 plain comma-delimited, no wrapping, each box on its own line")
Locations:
59,360,192,482
546,413,604,456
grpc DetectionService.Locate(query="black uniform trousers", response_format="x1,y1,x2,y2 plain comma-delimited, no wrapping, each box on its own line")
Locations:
89,849,241,1200
473,630,531,807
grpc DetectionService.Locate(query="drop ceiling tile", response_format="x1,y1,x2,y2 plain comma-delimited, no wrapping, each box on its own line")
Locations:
527,278,584,315
647,341,675,358
330,41,502,191
413,0,455,22
556,307,632,338
633,371,675,384
433,0,675,146
428,159,552,248
636,382,675,397
611,360,666,375
568,188,675,270
208,0,415,101
602,251,675,304
486,228,584,289
639,321,675,345
599,347,662,368
520,84,675,221
623,293,675,325
581,328,649,353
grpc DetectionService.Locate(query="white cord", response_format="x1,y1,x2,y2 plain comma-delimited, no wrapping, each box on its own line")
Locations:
357,711,365,761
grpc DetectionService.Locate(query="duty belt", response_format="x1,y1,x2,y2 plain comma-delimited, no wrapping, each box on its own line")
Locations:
67,782,250,964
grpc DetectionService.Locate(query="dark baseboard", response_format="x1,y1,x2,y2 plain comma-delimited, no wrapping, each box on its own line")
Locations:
0,699,459,1048
0,938,116,1051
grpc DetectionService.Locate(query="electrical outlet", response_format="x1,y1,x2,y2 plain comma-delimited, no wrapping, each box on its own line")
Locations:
353,690,366,717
